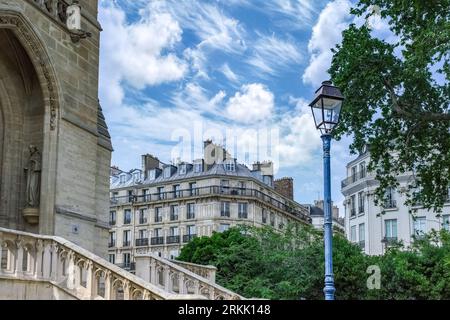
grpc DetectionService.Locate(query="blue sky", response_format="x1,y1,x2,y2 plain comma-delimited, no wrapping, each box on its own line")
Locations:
97,0,390,215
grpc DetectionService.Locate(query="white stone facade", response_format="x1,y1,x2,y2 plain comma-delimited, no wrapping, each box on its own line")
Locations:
341,150,450,255
109,147,312,269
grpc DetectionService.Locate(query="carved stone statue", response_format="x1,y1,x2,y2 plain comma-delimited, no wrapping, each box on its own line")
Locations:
25,145,41,208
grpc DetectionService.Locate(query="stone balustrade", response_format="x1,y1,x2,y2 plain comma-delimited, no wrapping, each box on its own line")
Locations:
0,227,206,300
135,254,245,300
169,259,217,283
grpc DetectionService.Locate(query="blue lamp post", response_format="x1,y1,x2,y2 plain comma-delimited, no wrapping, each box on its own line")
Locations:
308,80,344,300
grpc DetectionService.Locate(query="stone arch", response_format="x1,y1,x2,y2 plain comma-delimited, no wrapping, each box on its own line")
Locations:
0,10,61,234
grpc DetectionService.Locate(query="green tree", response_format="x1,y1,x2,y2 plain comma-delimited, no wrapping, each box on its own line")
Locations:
329,0,450,211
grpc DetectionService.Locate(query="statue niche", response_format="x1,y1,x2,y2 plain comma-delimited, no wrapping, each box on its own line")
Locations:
23,145,42,224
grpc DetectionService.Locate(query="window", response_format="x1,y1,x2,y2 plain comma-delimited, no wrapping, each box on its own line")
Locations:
142,189,149,201
358,192,364,213
173,184,180,198
120,175,126,183
350,225,357,242
413,217,426,237
155,207,162,222
170,226,179,236
194,162,203,173
154,228,162,237
128,190,134,202
157,187,164,200
170,205,179,221
108,232,116,247
219,224,230,232
179,164,186,175
189,182,198,196
187,203,195,219
220,180,229,193
133,172,141,182
351,166,357,182
350,195,356,217
359,162,366,178
262,209,268,223
138,208,147,224
109,254,115,264
138,229,147,239
238,181,245,195
385,219,398,240
148,169,156,180
270,213,275,226
112,192,118,200
169,250,179,260
224,160,235,171
123,253,131,268
123,209,131,224
220,202,230,217
186,225,196,235
358,223,365,243
384,187,396,208
123,230,131,247
164,167,172,178
109,211,116,225
238,202,248,219
443,215,450,231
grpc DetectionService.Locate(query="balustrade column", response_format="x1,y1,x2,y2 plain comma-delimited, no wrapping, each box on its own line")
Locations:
179,273,186,294
164,266,170,292
193,280,200,295
150,260,156,284
42,244,52,279
104,271,112,300
14,239,24,276
66,252,76,290
123,281,130,300
34,240,44,278
50,243,59,281
85,261,94,299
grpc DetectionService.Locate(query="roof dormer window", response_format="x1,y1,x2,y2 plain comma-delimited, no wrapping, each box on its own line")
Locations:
119,175,126,183
224,159,235,172
164,166,172,178
179,164,186,175
133,172,141,182
194,162,203,173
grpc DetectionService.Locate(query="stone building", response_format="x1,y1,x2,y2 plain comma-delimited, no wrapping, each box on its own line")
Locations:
0,0,112,258
341,147,450,255
304,200,344,233
108,141,312,269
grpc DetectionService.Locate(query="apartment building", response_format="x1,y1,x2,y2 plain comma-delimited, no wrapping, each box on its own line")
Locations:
108,141,312,270
341,146,450,255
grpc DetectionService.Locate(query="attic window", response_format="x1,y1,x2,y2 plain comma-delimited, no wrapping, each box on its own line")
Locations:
164,167,172,178
133,172,141,182
224,160,235,172
179,164,186,175
194,163,203,173
119,175,126,183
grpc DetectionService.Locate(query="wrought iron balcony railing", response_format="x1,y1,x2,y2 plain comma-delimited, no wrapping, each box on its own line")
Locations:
135,238,149,246
109,220,116,226
138,217,147,224
108,241,116,248
383,199,397,209
183,234,197,243
341,170,369,188
122,240,131,247
166,236,180,244
150,237,164,245
110,185,311,223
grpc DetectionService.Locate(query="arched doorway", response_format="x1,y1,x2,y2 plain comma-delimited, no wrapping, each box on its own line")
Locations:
0,28,45,232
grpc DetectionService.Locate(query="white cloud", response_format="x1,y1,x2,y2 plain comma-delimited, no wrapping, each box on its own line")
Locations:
247,33,303,75
219,63,239,83
302,0,352,87
99,2,187,103
225,83,274,124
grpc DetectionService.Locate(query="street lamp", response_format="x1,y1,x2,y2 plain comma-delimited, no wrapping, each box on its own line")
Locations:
308,80,344,300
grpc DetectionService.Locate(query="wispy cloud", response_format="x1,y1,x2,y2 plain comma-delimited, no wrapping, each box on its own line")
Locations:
219,63,239,83
247,33,303,76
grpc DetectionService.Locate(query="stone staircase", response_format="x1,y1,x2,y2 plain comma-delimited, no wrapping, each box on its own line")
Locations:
0,227,232,300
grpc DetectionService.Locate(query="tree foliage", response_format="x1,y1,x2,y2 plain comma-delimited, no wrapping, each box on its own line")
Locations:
178,226,450,300
329,0,450,211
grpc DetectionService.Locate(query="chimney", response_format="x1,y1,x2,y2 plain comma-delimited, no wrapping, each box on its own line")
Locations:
141,154,160,179
274,177,294,200
203,139,228,170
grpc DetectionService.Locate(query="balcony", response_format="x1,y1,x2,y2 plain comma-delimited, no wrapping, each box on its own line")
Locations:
135,238,149,246
151,237,164,245
183,234,197,243
341,170,369,189
122,240,131,247
167,236,180,244
108,241,116,248
383,199,397,209
111,185,311,224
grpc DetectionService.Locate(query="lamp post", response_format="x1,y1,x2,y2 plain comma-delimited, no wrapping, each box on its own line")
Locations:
308,80,344,300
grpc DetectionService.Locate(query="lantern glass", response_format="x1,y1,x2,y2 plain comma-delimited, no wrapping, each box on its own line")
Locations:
309,81,344,135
